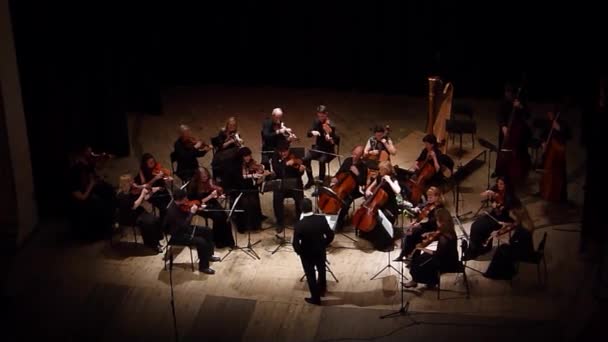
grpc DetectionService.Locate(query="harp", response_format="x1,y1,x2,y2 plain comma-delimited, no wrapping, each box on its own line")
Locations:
426,76,454,152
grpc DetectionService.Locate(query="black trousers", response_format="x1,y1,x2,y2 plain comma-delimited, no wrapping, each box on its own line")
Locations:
261,153,272,172
136,212,164,247
273,189,303,228
170,227,214,269
336,191,363,231
400,225,430,257
149,190,171,221
201,201,235,248
466,215,503,259
409,251,439,285
300,254,327,301
234,190,264,232
304,149,335,182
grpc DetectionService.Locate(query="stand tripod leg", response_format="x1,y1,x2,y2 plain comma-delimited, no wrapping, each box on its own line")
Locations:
271,228,291,255
370,251,404,280
380,251,412,320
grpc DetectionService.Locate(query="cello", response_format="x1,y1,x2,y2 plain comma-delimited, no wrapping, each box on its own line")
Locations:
539,112,566,201
352,178,389,232
405,154,436,205
318,170,358,215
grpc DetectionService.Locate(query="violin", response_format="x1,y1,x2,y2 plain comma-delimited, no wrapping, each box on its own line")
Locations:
408,202,438,228
285,153,304,169
273,121,299,142
483,220,515,247
227,131,244,147
321,118,334,143
152,163,172,178
244,160,272,185
410,230,442,257
179,199,202,213
183,135,212,151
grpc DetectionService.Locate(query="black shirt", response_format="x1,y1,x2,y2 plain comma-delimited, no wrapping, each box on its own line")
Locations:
416,147,443,164
272,154,304,189
261,118,288,152
117,192,145,226
293,214,335,258
367,136,392,154
68,161,95,194
163,203,193,236
306,119,338,151
336,157,368,186
436,233,460,272
174,138,207,177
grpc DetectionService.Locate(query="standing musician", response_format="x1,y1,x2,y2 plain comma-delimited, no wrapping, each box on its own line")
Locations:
271,141,306,234
164,189,221,274
331,145,368,231
495,85,532,184
136,153,173,220
538,107,571,202
67,144,116,240
394,186,444,261
212,117,244,189
261,108,297,171
293,198,335,305
188,167,235,249
463,176,519,260
358,160,401,251
234,147,267,233
403,208,459,290
174,124,211,182
303,105,339,189
363,125,397,161
116,174,164,253
483,204,536,280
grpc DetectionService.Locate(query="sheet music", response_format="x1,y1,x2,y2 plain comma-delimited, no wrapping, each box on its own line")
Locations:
378,210,394,238
422,241,438,254
299,213,339,231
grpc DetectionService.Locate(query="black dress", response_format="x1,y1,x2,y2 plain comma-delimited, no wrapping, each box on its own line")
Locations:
135,169,171,220
484,225,535,280
233,165,265,233
173,137,207,182
359,177,399,251
211,130,241,190
116,192,163,248
409,233,459,286
189,187,235,249
399,203,443,258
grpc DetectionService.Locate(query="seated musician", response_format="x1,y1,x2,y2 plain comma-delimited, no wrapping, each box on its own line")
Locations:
538,107,571,202
463,176,519,260
271,141,306,234
188,167,235,249
235,147,267,233
363,125,397,161
303,105,339,189
415,134,451,184
359,160,401,251
136,153,173,220
174,124,211,182
212,117,244,189
116,174,163,252
331,145,368,231
261,108,293,171
164,189,221,274
67,144,116,240
394,186,444,261
483,204,536,280
404,208,459,290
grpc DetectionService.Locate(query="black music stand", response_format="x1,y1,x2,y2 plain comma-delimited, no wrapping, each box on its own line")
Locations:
370,213,404,280
380,251,412,320
478,138,498,190
221,192,260,261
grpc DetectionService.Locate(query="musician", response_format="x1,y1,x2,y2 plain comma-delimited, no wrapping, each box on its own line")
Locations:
394,186,444,261
415,134,452,185
174,124,210,182
136,153,172,220
303,105,339,189
271,141,306,234
363,125,397,160
234,147,266,233
332,145,368,231
463,177,519,261
261,108,292,170
188,167,235,249
484,204,536,280
359,161,401,251
67,144,116,240
293,198,335,305
538,108,571,202
164,189,221,274
404,208,459,290
116,174,163,252
212,117,243,189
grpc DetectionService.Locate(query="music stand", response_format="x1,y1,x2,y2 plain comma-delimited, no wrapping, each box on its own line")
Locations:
478,138,498,190
221,192,261,261
370,211,404,280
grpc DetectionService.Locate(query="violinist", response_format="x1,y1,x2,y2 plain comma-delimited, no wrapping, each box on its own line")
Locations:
538,107,571,202
174,124,211,182
332,145,368,231
136,153,172,220
212,117,244,189
363,125,397,161
358,161,401,251
271,141,306,234
164,189,221,274
116,175,163,252
234,147,267,233
188,167,235,249
67,144,116,240
303,105,339,189
404,208,459,290
394,186,444,261
261,108,293,170
463,176,519,261
484,204,536,280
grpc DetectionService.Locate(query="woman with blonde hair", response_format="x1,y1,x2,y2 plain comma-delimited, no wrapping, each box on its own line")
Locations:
211,116,243,189
405,207,459,289
483,201,536,280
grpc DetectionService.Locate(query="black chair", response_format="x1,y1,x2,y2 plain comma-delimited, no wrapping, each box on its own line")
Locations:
515,232,548,287
110,208,139,246
446,103,477,152
163,233,196,272
437,238,471,299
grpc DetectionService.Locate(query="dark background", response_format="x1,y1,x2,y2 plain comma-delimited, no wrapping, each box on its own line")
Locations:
8,1,605,216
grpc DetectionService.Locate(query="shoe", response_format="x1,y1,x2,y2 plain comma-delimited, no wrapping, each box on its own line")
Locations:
200,267,215,275
210,256,221,262
403,281,418,288
304,297,321,305
320,288,327,297
304,182,314,190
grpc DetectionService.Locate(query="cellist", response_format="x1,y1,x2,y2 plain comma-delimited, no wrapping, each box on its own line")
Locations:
538,107,571,202
329,145,368,231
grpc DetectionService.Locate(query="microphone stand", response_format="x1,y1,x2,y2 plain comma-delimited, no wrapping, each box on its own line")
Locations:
380,253,412,320
169,253,179,342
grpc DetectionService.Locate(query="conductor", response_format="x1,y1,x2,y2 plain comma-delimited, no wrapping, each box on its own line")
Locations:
293,198,335,305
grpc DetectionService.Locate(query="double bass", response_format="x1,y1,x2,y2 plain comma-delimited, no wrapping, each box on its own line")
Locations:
352,178,389,232
539,112,566,201
318,170,358,215
495,87,530,182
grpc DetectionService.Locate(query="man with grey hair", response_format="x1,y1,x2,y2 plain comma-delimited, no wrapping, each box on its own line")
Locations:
261,107,291,170
173,124,210,182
